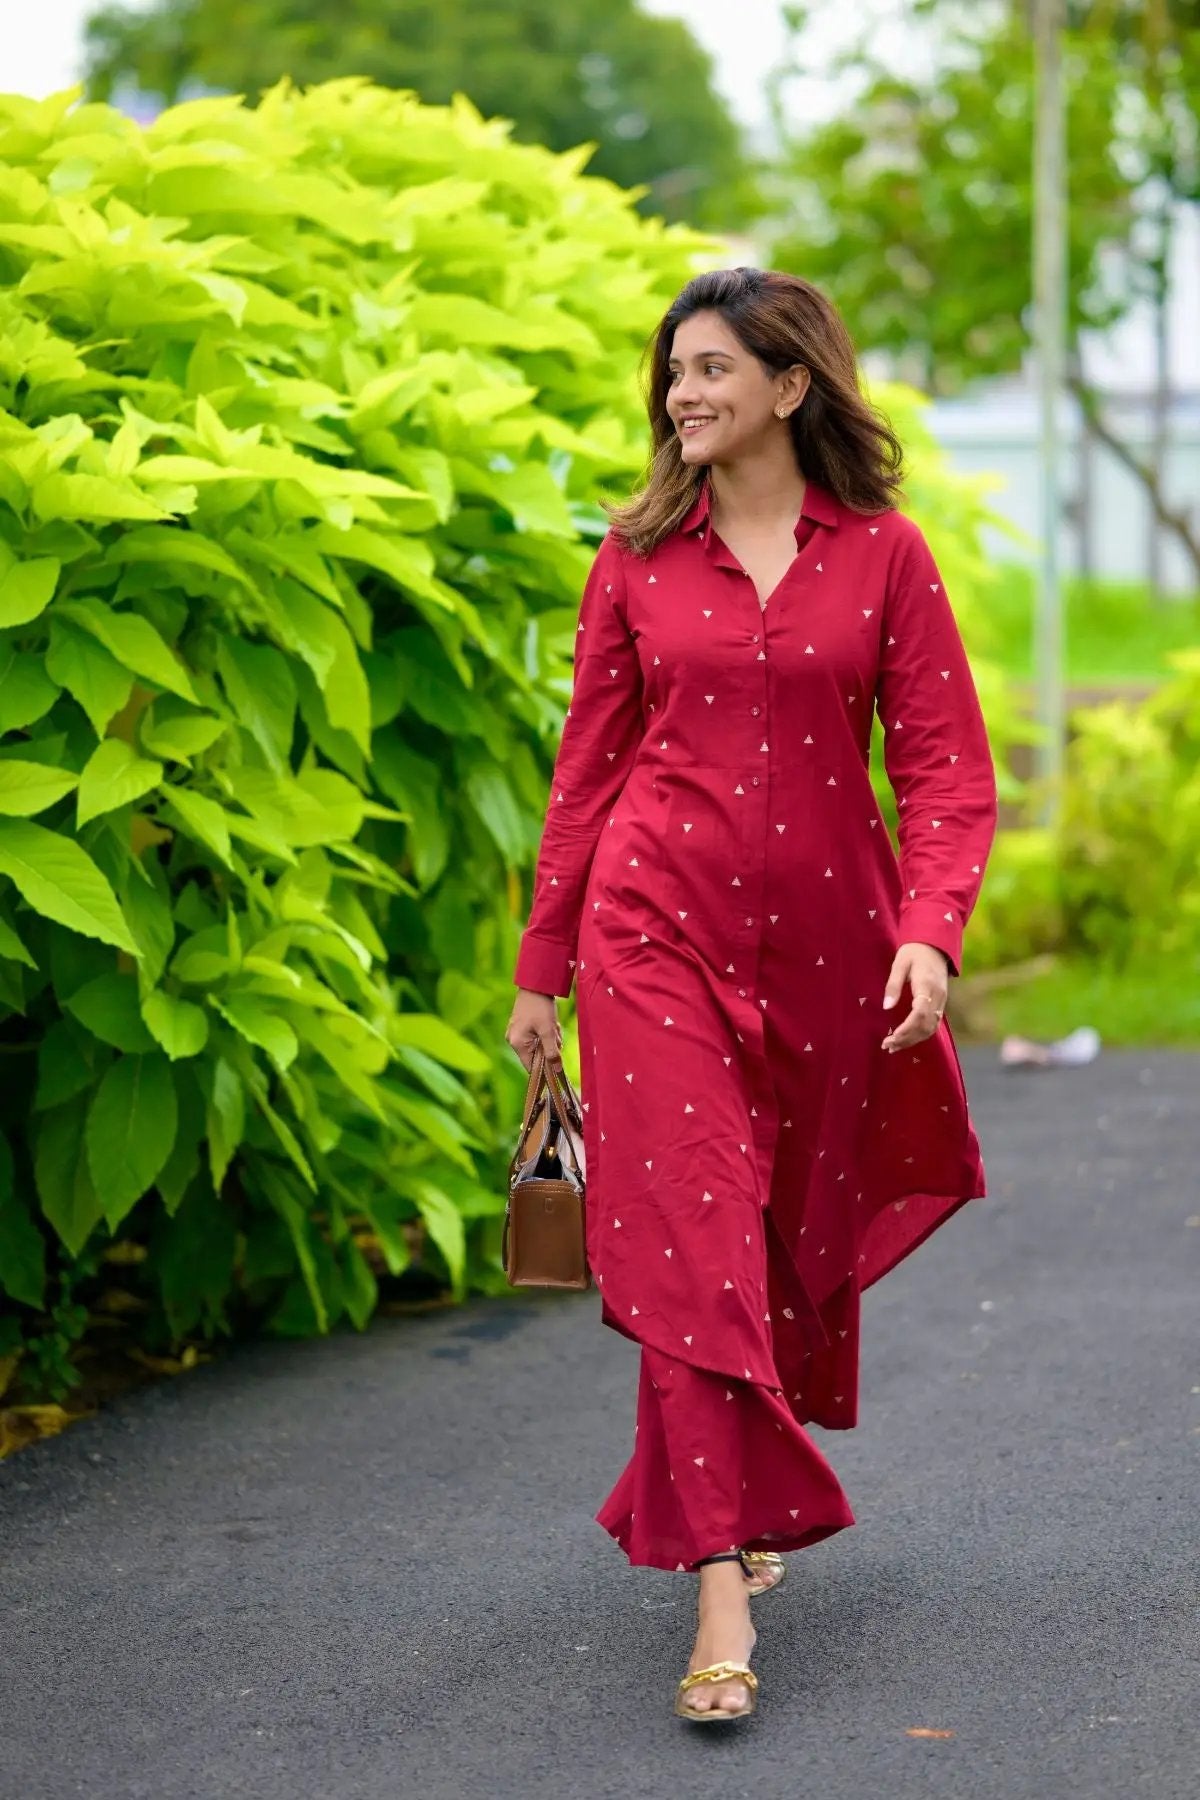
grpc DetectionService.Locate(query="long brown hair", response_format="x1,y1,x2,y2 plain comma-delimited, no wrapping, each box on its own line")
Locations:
604,267,905,557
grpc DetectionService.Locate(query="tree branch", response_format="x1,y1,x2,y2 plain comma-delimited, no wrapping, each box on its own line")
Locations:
1065,370,1200,581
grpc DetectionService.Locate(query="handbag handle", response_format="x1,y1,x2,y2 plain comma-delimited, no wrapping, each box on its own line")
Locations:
521,1040,582,1140
508,1041,584,1191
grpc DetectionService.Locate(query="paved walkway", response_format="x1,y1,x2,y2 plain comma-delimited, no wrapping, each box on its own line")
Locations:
3,1049,1197,1800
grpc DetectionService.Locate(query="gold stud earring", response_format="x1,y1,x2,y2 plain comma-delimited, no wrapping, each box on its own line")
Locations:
775,405,788,419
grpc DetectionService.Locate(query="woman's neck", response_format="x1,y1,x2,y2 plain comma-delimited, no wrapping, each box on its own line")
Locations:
707,452,806,529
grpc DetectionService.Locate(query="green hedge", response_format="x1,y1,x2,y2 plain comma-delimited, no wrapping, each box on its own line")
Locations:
958,651,1200,1028
1058,649,1200,965
0,80,1016,1405
0,78,724,1399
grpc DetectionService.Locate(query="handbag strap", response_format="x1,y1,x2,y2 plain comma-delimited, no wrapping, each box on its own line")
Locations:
519,1041,582,1142
508,1041,583,1188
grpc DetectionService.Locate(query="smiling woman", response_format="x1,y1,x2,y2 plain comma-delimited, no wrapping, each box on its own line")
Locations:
506,265,998,1726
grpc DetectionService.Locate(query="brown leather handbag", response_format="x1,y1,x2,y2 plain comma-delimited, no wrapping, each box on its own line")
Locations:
503,1042,590,1289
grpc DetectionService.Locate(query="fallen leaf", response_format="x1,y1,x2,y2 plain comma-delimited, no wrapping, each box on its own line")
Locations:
906,1727,956,1739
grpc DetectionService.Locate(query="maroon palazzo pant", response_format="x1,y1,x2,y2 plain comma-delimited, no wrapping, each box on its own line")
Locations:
593,1207,859,1571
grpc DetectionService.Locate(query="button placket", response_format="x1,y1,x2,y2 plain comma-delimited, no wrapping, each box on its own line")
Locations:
726,580,772,999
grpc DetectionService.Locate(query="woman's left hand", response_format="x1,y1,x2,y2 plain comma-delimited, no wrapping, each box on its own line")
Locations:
881,942,950,1052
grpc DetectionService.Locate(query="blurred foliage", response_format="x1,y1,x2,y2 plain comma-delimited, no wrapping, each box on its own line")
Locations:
1058,648,1200,966
963,825,1065,977
981,565,1199,685
964,650,1200,1044
0,76,721,1407
766,0,1200,389
81,0,762,231
986,948,1200,1047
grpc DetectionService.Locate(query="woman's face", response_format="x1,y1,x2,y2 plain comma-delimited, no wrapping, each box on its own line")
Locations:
664,309,807,467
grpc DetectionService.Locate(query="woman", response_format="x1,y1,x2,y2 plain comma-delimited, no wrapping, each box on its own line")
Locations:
504,266,997,1725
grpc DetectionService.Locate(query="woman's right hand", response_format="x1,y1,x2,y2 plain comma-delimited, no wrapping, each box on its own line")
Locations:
505,986,564,1074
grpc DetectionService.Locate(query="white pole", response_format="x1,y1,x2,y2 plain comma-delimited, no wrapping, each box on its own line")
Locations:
1032,0,1068,826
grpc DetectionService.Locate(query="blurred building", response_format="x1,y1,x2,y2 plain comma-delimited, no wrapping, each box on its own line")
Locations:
925,200,1200,598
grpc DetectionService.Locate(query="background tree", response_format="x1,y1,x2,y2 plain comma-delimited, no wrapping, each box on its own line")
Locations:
765,0,1200,580
82,0,761,231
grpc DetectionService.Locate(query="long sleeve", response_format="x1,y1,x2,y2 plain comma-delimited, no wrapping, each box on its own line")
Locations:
875,517,998,976
513,530,646,998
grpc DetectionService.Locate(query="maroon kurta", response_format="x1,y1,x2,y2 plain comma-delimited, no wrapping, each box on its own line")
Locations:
513,474,997,1565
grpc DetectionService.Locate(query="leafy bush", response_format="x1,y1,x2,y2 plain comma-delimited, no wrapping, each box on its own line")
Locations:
0,80,1018,1406
955,825,1063,975
955,653,1200,1044
1057,649,1200,966
0,78,718,1401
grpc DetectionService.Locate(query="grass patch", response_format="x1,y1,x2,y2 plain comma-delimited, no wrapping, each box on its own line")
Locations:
987,955,1200,1049
985,565,1199,686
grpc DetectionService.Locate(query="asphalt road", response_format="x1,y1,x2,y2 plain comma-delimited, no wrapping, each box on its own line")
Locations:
2,1048,1198,1800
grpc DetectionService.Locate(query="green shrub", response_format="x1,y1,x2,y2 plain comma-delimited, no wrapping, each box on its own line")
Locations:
1057,649,1200,964
0,80,1017,1403
0,78,722,1399
961,826,1064,974
960,652,1200,1042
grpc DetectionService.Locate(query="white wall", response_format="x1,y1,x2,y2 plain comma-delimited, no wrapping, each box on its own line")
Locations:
928,390,1200,596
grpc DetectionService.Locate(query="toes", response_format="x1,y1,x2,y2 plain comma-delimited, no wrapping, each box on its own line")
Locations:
743,1557,782,1592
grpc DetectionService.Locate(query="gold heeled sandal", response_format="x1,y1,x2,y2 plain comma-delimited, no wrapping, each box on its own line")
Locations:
674,1660,759,1723
675,1549,760,1723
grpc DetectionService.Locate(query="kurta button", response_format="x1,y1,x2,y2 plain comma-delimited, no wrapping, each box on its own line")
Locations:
751,634,759,644
752,776,759,786
745,917,753,926
738,988,747,997
750,705,760,716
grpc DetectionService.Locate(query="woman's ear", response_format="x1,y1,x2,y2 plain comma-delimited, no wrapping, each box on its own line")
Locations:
781,364,811,411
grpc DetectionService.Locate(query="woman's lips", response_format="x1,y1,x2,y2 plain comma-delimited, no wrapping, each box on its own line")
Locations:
681,417,715,434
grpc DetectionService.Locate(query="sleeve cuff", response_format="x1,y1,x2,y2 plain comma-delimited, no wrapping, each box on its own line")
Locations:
896,900,963,978
513,931,576,999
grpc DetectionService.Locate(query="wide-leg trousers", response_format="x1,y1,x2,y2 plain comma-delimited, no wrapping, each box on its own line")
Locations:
595,1310,857,1572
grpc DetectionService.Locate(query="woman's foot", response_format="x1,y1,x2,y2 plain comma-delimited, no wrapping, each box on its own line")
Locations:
681,1558,758,1717
740,1550,786,1596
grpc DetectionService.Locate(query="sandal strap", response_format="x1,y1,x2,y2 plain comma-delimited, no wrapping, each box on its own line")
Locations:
677,1661,759,1693
739,1551,783,1568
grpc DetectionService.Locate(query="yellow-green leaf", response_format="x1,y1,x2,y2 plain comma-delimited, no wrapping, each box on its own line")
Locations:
55,598,198,704
0,760,78,817
214,992,298,1073
0,556,59,627
161,785,233,868
86,1053,178,1229
45,619,132,738
141,989,209,1060
76,738,162,827
0,817,137,954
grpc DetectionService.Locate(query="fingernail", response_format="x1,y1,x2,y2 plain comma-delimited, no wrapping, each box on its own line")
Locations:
882,996,896,1010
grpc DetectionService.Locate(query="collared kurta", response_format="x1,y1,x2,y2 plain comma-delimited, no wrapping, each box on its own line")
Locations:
513,474,998,1568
